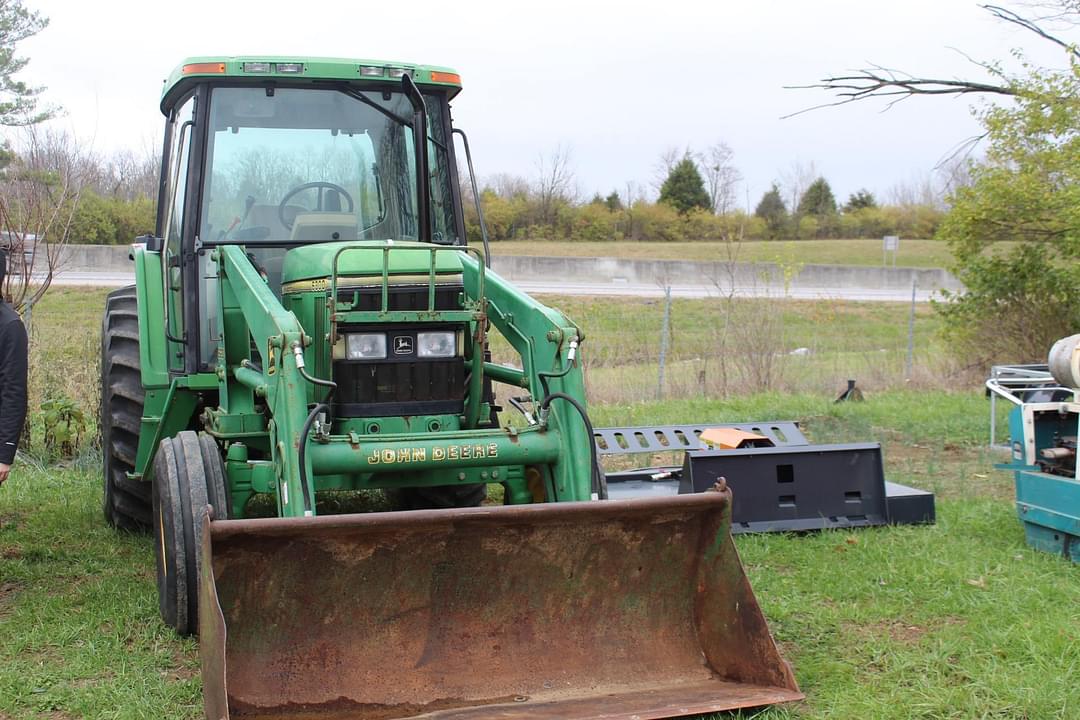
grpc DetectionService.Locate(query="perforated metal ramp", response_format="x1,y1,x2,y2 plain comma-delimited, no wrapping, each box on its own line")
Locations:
593,422,808,456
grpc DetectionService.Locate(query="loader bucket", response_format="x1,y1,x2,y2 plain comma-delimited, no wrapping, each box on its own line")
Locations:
200,488,802,720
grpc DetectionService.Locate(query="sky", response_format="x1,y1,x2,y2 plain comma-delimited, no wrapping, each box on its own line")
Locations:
15,0,1070,208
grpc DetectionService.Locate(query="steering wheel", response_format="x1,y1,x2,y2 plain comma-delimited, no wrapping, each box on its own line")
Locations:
277,181,355,231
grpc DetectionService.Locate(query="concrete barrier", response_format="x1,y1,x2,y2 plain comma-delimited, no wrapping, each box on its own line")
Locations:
488,255,963,294
54,244,965,294
58,244,135,273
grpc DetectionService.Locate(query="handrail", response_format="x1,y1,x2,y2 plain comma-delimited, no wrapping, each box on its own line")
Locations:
985,364,1077,447
326,241,489,428
329,241,486,316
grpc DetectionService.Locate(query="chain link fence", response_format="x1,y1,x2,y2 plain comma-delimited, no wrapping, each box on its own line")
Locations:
491,290,967,406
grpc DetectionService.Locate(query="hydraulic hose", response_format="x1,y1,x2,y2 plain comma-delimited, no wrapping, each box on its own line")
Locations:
537,336,579,398
292,343,337,517
539,391,607,500
299,365,336,400
296,403,328,516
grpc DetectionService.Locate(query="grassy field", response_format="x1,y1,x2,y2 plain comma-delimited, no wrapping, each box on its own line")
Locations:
23,287,970,428
519,293,967,404
2,286,1078,718
488,238,1019,269
3,393,1078,719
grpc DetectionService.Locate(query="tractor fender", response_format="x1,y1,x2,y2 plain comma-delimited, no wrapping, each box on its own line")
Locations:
132,244,171,389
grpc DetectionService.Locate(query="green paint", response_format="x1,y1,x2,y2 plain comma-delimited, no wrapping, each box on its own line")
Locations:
308,428,560,476
127,62,597,520
162,56,463,113
132,246,169,388
282,240,464,284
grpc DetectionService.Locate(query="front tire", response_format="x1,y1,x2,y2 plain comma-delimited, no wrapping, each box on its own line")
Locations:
152,431,227,636
101,285,150,531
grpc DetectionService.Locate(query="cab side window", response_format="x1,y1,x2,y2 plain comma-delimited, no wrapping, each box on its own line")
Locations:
163,95,195,366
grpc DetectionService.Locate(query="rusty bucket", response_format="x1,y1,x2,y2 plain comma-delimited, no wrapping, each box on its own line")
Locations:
200,489,802,720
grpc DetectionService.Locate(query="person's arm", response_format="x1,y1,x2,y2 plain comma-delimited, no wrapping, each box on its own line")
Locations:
0,316,28,478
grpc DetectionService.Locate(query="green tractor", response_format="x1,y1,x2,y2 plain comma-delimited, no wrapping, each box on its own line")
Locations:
100,57,801,719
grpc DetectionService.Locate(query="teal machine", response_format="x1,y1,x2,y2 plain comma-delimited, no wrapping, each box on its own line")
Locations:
989,336,1080,562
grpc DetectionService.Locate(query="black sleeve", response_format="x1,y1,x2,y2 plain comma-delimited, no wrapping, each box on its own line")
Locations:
0,317,28,464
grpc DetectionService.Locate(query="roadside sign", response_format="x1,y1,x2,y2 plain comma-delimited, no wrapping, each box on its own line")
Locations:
883,236,900,266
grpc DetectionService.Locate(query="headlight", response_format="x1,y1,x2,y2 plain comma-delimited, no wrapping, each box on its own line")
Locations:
346,333,386,360
417,331,456,358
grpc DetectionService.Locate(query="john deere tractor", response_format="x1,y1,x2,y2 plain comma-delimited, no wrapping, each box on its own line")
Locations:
100,57,801,719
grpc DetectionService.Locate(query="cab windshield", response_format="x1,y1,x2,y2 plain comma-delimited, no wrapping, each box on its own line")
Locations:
199,86,459,245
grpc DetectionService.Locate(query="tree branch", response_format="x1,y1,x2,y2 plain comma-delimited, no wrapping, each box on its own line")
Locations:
783,68,1018,119
982,4,1080,61
785,4,1079,118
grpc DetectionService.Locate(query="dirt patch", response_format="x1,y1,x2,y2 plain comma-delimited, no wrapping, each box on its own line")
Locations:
162,665,199,683
0,512,23,531
846,616,967,646
164,649,199,683
881,441,1015,501
0,581,23,617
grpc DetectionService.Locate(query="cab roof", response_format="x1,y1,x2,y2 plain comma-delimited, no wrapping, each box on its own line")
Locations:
161,56,462,114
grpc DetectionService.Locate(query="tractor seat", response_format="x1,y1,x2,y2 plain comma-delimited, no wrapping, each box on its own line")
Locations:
290,212,359,242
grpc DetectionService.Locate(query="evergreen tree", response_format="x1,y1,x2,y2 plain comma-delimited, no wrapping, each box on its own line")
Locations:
844,188,877,211
754,183,788,239
658,157,711,214
797,177,837,217
0,0,53,126
604,190,623,212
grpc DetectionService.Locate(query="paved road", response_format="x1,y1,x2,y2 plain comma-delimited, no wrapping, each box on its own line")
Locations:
52,272,136,287
51,271,943,302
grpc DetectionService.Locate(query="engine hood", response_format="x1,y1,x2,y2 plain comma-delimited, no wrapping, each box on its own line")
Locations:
280,241,465,285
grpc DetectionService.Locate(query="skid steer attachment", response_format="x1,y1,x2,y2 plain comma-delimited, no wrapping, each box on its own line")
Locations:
201,488,801,720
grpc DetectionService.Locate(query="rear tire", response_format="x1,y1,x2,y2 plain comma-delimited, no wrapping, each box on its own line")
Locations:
152,431,226,636
393,483,486,510
101,285,151,531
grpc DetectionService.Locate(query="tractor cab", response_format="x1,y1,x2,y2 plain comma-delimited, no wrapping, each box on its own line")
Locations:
155,58,466,372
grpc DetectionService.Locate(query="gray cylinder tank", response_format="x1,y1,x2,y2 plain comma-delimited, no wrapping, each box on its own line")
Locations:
1048,333,1080,389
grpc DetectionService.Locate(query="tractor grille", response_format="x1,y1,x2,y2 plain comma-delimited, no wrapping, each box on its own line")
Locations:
333,357,465,418
336,283,462,312
332,282,467,418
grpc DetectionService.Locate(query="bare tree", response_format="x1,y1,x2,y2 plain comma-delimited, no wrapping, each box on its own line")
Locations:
100,144,160,201
697,141,742,215
886,173,942,208
651,145,685,194
936,153,975,199
487,172,530,199
786,4,1078,116
0,126,92,310
534,144,576,226
779,159,818,216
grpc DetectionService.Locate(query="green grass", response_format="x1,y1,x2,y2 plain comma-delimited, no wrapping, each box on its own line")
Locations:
25,287,109,426
735,499,1080,719
488,239,1020,269
517,294,964,404
2,391,1078,718
5,285,1076,718
0,466,201,719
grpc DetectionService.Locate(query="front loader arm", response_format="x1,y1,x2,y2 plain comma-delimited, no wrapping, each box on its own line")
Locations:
460,255,593,501
216,245,314,518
